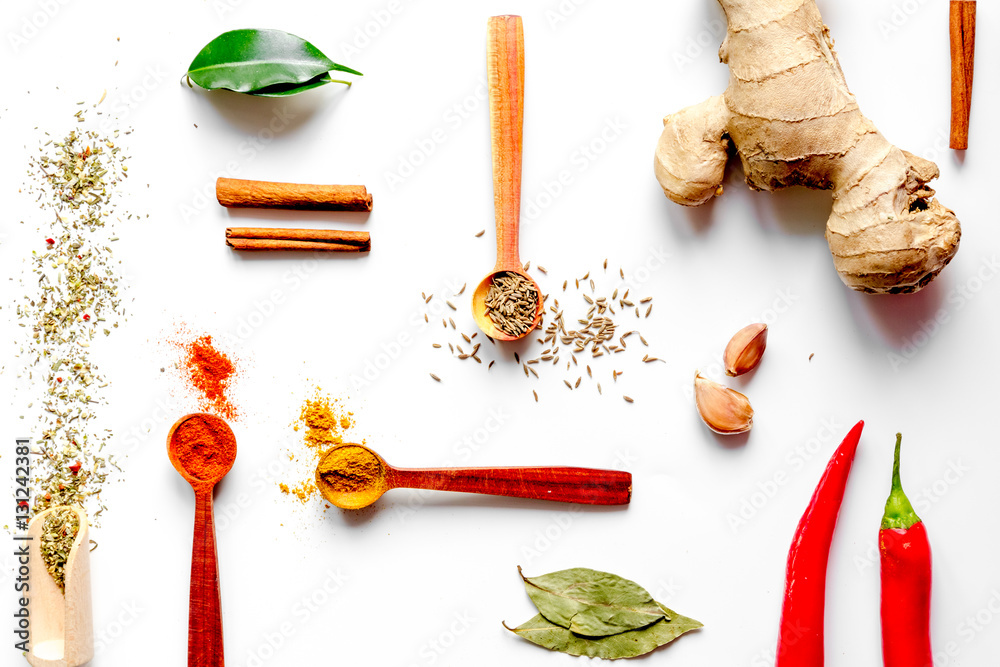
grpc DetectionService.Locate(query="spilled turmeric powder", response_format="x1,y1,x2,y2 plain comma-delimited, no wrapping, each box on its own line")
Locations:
280,387,356,504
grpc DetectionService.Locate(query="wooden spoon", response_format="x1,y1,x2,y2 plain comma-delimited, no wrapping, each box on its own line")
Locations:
472,15,543,341
315,443,632,510
26,506,92,667
167,413,237,667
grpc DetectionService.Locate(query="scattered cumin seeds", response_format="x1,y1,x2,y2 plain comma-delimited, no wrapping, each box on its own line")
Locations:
620,268,625,279
515,352,520,363
462,333,471,343
538,266,548,274
640,297,652,304
475,229,485,237
563,280,567,290
564,380,573,390
809,353,815,361
575,377,581,388
533,390,538,402
424,314,429,322
488,360,495,369
604,258,608,270
587,365,592,377
645,304,652,317
624,396,634,403
421,292,426,300
447,300,457,310
523,261,531,272
432,343,442,348
449,318,456,329
457,283,467,295
598,383,602,394
430,373,441,382
426,294,433,303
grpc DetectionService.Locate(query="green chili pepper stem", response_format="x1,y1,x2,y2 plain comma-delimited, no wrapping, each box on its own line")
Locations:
881,433,921,530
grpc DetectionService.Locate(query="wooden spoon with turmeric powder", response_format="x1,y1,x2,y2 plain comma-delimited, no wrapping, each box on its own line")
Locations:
315,443,632,510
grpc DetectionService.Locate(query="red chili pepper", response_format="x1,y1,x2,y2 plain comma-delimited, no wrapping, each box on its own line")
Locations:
880,433,932,666
70,460,82,474
45,238,55,245
776,419,864,666
83,314,91,321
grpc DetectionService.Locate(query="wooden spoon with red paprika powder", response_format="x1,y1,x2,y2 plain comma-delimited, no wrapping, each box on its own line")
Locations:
167,413,237,667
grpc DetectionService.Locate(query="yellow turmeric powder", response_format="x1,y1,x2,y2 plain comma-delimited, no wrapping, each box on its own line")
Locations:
280,387,357,503
315,444,385,509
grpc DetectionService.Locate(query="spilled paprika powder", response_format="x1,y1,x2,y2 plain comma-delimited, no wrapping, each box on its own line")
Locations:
178,334,239,421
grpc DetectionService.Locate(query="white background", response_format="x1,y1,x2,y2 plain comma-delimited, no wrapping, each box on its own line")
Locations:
2,0,998,665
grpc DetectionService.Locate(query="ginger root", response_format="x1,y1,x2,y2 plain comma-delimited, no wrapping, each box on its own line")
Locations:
655,0,960,294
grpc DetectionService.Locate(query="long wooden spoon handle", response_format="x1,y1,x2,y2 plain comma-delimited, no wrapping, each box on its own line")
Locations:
949,0,976,149
391,466,632,505
189,487,224,667
487,15,524,271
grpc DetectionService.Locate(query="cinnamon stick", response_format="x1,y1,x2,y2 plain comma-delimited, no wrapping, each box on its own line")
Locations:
225,228,370,252
949,0,976,149
216,178,373,211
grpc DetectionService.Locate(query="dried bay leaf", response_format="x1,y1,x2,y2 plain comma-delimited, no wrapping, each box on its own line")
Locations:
506,602,702,659
519,566,664,636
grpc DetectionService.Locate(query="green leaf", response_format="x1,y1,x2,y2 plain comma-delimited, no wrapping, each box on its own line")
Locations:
247,73,338,97
186,29,362,93
507,602,702,659
520,566,665,636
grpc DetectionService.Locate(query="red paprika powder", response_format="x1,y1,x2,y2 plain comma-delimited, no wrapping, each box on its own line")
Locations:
181,335,238,420
171,414,236,481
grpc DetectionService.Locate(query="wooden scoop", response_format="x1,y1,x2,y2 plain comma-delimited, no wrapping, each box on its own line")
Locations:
315,443,632,510
26,505,93,667
472,15,543,341
167,414,237,667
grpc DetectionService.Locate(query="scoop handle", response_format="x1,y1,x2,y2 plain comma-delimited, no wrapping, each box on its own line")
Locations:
389,466,632,505
488,15,524,271
189,486,224,667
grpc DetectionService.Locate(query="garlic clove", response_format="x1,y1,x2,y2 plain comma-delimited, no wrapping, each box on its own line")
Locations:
694,372,753,434
724,323,768,377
